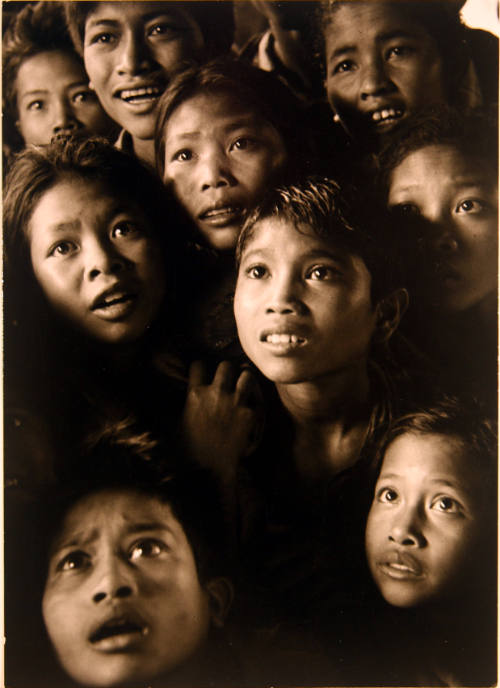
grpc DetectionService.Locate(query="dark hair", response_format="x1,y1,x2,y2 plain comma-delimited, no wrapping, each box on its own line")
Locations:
378,396,497,489
236,177,406,303
155,57,307,180
319,0,468,105
3,135,178,273
3,2,81,121
377,105,499,192
40,419,231,584
64,1,234,58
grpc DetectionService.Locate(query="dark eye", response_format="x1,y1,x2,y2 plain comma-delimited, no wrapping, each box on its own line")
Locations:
50,241,78,257
93,32,114,45
73,90,96,104
174,149,193,162
456,199,484,214
392,203,421,216
306,265,338,281
230,137,256,152
57,550,91,572
333,60,355,75
430,496,461,514
245,265,268,279
387,45,414,59
378,487,399,503
129,539,166,561
111,222,140,239
148,21,180,38
28,100,44,111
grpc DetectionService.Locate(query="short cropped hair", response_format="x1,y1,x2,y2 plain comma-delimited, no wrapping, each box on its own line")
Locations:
4,135,177,271
64,1,234,58
236,177,405,303
378,396,497,487
40,419,231,583
319,0,468,105
377,105,499,190
3,2,80,121
155,57,306,179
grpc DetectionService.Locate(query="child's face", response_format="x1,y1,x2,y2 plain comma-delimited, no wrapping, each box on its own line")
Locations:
234,218,377,384
83,2,204,141
15,50,112,146
366,433,487,608
43,488,212,687
163,92,287,251
28,177,166,344
324,2,445,141
388,144,498,313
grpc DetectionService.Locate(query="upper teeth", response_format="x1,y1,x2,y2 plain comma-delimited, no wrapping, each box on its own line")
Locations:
265,334,304,344
120,86,161,100
372,108,403,122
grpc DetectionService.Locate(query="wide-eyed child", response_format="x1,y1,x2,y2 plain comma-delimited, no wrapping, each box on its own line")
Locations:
3,2,115,152
364,398,497,685
64,1,234,165
380,107,498,407
231,178,421,630
320,0,493,151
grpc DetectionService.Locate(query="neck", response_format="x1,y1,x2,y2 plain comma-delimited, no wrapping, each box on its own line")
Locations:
132,136,156,167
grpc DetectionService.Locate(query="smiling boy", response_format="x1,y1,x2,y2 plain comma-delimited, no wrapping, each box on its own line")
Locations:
65,1,234,165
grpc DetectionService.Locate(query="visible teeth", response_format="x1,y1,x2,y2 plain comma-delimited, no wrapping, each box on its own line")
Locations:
372,108,402,122
265,334,303,344
120,86,161,100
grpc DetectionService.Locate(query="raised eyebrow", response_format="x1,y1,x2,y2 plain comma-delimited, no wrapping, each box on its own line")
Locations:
378,30,420,44
50,528,99,556
124,521,174,536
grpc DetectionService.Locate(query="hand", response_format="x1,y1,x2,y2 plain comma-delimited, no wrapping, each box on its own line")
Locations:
182,361,262,482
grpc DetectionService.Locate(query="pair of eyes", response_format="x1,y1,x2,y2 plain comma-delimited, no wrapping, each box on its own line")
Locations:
172,137,260,163
377,487,463,514
244,264,341,281
55,538,167,573
89,20,186,47
26,90,97,112
48,222,142,258
393,199,487,216
332,44,416,76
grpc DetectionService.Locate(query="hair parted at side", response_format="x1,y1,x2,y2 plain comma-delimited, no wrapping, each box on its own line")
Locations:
236,177,406,302
155,57,306,180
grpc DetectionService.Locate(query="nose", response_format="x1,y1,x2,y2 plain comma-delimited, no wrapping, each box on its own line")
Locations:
52,98,79,136
85,237,129,281
92,555,137,604
430,226,459,256
200,151,237,191
360,55,393,100
116,30,154,76
388,508,426,548
265,273,306,315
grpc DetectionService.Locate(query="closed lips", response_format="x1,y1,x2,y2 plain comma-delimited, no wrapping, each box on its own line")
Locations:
379,551,423,576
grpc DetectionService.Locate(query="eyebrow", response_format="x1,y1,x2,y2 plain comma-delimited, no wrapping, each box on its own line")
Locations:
328,31,418,61
391,179,493,195
87,10,181,29
20,82,89,99
167,117,263,142
241,247,348,264
52,521,174,554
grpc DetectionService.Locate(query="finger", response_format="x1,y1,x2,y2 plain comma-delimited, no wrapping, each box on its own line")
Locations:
235,368,258,406
188,360,208,388
212,360,237,391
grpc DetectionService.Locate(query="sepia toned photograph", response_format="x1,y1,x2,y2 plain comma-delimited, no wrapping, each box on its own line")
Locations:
3,1,498,686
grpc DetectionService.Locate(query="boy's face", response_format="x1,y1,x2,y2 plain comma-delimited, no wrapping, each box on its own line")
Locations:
163,92,287,251
366,433,488,608
234,218,377,384
83,2,204,141
15,50,112,145
29,177,165,344
388,144,498,313
43,488,212,687
324,3,445,142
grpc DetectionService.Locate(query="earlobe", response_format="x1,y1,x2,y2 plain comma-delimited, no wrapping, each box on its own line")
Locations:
375,288,409,343
205,577,234,628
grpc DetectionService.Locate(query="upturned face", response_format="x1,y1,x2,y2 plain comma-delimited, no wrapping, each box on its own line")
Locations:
29,177,166,344
234,218,377,384
324,2,445,142
83,2,204,141
15,50,112,145
43,489,212,686
388,144,498,313
366,433,488,608
163,91,287,251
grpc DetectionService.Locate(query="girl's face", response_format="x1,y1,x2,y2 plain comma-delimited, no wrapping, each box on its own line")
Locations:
83,2,204,142
324,2,446,142
15,50,112,145
234,218,377,385
366,433,488,608
163,91,287,252
28,177,166,344
388,144,498,313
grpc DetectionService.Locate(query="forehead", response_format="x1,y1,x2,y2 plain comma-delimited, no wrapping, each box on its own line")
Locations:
86,1,196,27
392,144,494,186
17,50,85,87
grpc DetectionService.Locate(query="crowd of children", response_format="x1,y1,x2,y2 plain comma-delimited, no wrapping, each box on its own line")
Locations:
3,2,498,686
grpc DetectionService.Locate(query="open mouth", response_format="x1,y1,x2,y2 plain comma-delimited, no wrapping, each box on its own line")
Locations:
371,108,404,127
117,85,164,105
261,333,306,345
91,292,136,311
89,617,149,652
199,206,244,227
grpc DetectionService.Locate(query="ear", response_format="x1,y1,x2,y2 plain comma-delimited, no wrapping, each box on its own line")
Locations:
205,577,234,629
374,288,409,343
